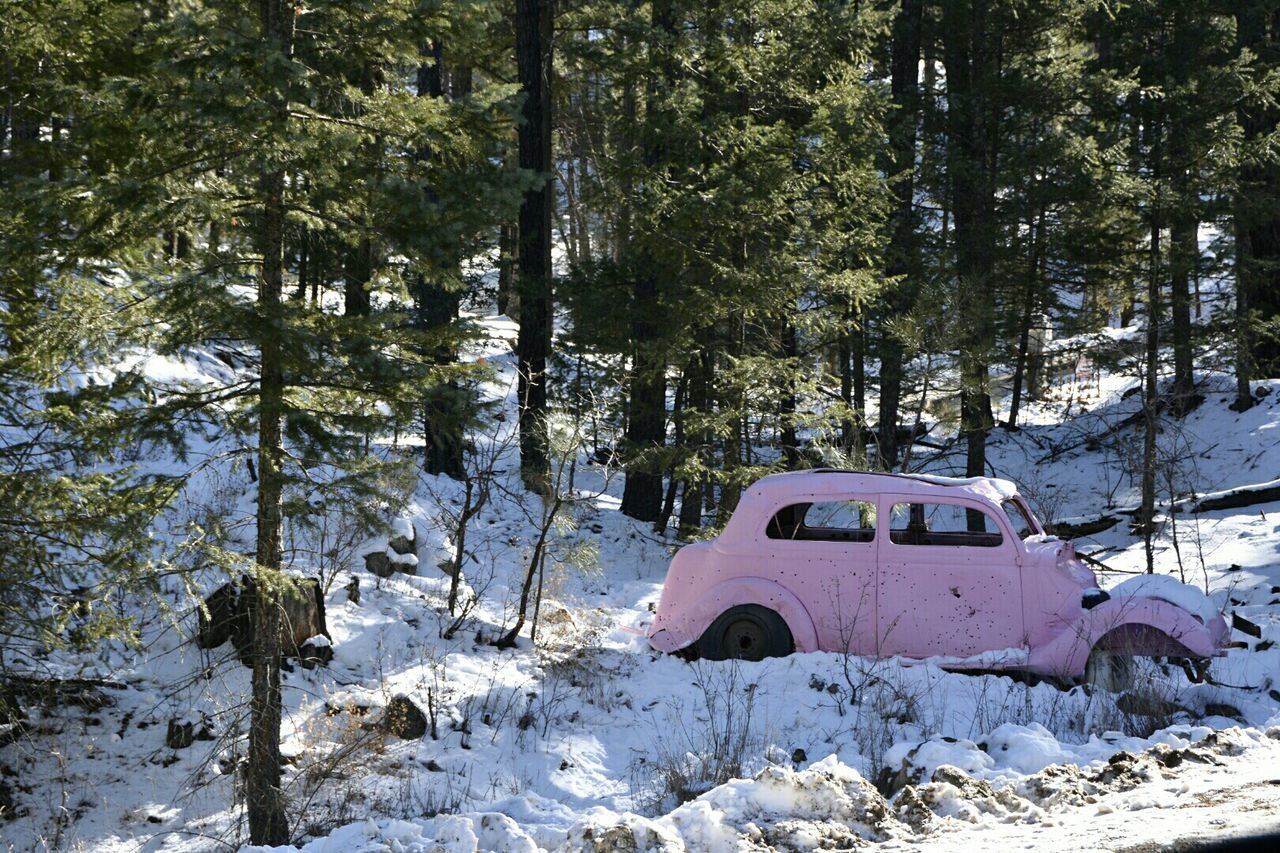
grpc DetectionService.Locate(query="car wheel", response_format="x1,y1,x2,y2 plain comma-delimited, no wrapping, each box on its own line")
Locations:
697,605,793,662
1084,648,1137,692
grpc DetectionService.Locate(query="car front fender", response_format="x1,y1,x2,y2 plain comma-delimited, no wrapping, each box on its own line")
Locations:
648,576,819,655
1027,595,1227,679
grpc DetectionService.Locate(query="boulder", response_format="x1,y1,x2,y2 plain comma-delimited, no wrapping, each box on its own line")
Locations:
298,635,334,669
166,714,214,749
195,575,331,667
364,551,394,578
381,695,427,740
389,531,416,557
197,582,246,649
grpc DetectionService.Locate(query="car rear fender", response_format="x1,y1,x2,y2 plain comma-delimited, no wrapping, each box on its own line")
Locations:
1029,596,1224,679
652,577,818,654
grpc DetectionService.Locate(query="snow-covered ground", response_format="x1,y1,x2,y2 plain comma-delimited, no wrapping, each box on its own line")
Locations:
4,313,1280,852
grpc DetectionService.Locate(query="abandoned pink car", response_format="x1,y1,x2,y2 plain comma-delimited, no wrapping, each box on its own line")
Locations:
648,469,1229,684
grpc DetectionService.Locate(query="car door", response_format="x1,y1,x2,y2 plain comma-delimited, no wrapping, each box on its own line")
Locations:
875,496,1025,659
762,494,879,654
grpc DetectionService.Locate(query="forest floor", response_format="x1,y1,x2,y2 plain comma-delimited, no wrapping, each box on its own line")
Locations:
2,313,1280,852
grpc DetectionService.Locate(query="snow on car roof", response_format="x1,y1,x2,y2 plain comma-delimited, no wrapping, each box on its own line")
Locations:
721,469,1020,540
754,468,1018,500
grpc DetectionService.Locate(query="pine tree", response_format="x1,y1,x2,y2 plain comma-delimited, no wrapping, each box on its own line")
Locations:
0,0,179,713
4,0,522,841
516,0,556,491
1234,3,1280,406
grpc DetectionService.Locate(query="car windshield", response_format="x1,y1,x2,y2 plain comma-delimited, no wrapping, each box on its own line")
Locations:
1001,498,1040,538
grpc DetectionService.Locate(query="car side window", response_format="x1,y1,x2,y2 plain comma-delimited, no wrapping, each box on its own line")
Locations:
889,502,1003,547
766,500,876,542
1001,499,1037,538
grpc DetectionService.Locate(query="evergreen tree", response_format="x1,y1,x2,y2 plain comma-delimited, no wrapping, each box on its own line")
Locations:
516,0,556,490
1234,2,1280,406
4,0,522,841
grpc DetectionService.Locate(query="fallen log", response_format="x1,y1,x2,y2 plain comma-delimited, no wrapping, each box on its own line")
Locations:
1232,612,1263,639
1044,515,1121,539
1192,483,1280,514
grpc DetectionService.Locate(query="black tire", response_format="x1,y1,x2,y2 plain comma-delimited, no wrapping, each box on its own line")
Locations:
696,605,793,662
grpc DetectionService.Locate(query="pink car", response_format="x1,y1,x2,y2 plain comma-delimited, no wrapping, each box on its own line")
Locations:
648,470,1229,685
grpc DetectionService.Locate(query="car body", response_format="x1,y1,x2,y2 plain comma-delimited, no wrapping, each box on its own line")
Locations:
648,469,1229,679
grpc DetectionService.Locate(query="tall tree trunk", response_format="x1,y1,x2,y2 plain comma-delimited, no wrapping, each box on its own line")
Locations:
516,0,555,490
1007,205,1045,429
343,236,372,317
497,220,517,316
620,0,674,521
838,298,859,452
943,0,997,479
1168,8,1197,408
1234,208,1255,411
654,367,688,535
1138,103,1163,572
247,0,294,843
779,323,799,466
1234,3,1278,407
1169,211,1197,403
877,0,923,470
677,346,710,537
417,40,466,479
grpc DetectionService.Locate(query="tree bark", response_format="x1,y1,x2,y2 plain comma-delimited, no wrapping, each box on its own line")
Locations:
877,0,923,471
620,0,675,521
1138,101,1162,573
343,236,372,317
677,345,711,538
1233,3,1278,407
247,1,294,843
1007,206,1045,429
779,322,799,466
417,39,466,479
1244,9,1280,378
1169,211,1197,403
516,0,555,490
942,0,997,479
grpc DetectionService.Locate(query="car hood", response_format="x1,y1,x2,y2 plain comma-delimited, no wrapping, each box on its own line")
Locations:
1023,535,1097,588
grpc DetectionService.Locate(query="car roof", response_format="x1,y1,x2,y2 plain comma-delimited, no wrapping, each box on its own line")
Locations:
758,468,1018,500
724,469,1019,537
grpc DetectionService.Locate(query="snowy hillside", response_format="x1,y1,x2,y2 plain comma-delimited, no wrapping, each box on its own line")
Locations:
3,314,1280,853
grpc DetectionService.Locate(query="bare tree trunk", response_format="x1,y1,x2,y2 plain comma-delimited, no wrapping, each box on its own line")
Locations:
1138,107,1163,572
496,492,563,648
677,348,709,537
779,322,799,466
654,367,688,535
1007,206,1045,429
497,220,517,316
1169,211,1196,405
516,0,555,490
839,298,858,451
1234,209,1255,411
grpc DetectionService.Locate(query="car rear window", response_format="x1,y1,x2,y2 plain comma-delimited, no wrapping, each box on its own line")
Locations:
889,502,1003,547
766,500,876,542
